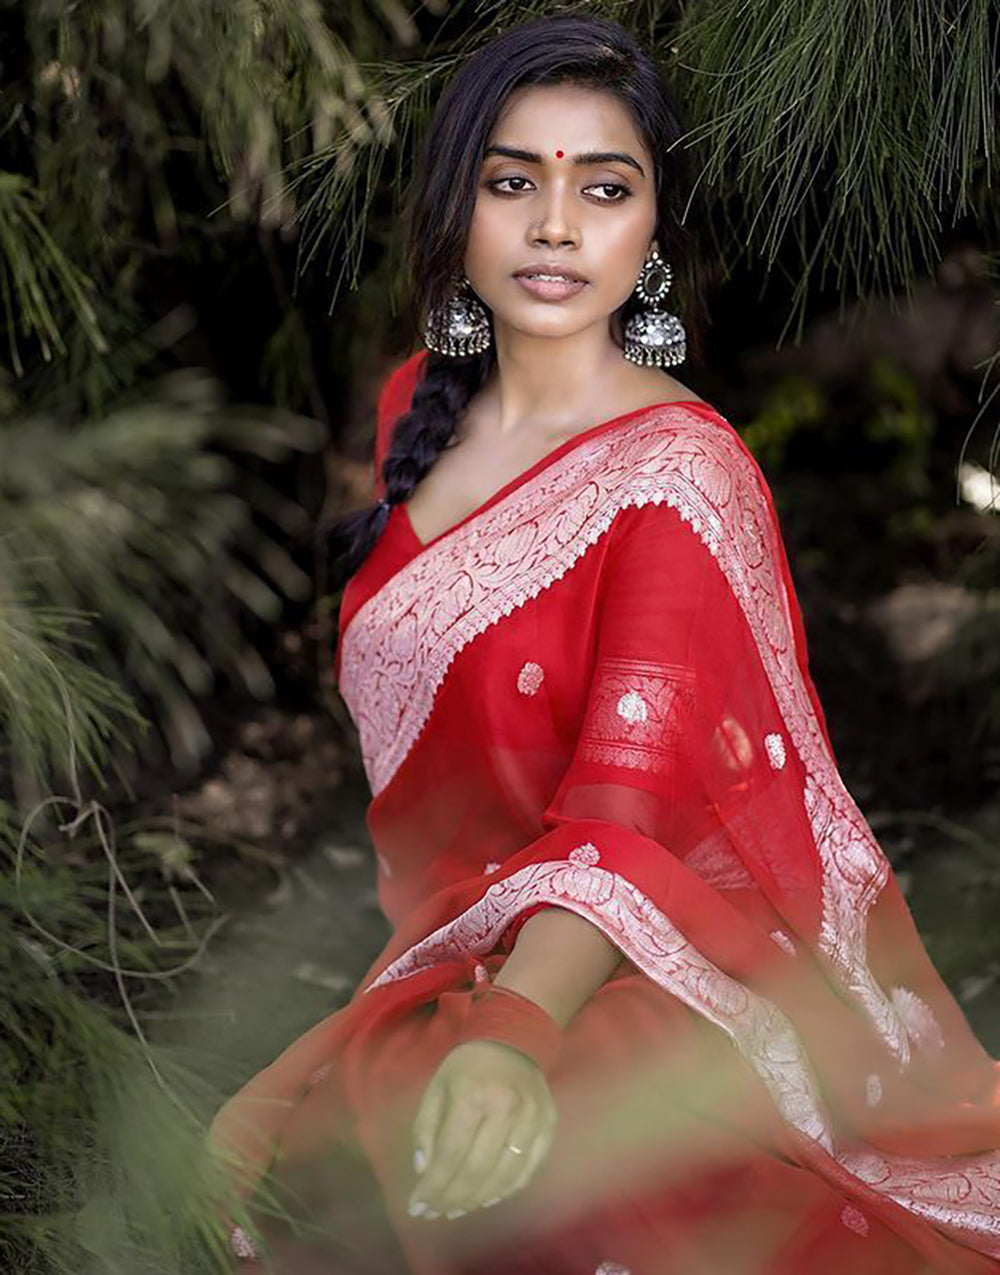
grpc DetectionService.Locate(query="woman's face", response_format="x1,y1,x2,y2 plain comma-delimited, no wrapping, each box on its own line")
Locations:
464,82,658,343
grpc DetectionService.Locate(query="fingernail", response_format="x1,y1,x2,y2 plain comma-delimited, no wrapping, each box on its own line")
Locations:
408,1199,427,1217
482,1196,504,1208
424,1209,441,1220
445,1208,466,1219
413,1148,427,1174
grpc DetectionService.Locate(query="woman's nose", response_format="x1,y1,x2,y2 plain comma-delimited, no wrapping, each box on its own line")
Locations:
531,188,580,247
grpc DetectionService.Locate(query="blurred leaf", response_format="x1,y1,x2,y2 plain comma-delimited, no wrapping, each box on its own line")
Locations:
0,173,109,375
1,370,323,767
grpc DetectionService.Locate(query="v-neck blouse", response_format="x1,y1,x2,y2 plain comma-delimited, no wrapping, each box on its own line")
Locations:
334,393,724,681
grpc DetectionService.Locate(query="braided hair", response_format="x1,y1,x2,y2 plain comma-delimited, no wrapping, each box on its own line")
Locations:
330,347,493,582
328,14,707,588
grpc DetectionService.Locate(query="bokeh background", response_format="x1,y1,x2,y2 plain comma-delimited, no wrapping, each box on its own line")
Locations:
2,2,999,1272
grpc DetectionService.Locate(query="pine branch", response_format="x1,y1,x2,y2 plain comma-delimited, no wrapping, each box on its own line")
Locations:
0,173,108,376
0,371,322,767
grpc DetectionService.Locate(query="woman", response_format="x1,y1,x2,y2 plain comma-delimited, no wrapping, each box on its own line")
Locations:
208,16,1000,1274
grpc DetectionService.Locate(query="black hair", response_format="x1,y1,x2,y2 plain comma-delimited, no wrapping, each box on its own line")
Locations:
329,13,708,585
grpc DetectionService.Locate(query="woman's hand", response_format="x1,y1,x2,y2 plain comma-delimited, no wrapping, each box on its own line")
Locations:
407,1039,558,1220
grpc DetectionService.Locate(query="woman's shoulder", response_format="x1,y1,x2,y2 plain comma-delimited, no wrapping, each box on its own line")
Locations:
621,366,709,409
604,397,777,548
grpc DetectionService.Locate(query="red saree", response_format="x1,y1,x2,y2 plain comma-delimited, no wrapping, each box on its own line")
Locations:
209,350,1000,1274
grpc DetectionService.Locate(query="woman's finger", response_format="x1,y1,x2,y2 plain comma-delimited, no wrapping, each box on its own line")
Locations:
411,1075,446,1179
466,1098,541,1209
435,1098,528,1213
506,1106,557,1198
410,1091,484,1212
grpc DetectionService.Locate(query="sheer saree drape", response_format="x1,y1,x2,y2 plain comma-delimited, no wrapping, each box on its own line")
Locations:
208,353,1000,1274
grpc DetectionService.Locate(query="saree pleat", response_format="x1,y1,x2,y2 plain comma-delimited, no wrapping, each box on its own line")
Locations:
208,351,1000,1274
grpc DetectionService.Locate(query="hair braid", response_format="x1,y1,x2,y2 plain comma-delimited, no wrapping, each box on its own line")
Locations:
381,350,489,509
327,349,492,586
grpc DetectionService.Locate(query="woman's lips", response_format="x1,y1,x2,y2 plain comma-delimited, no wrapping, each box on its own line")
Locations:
513,274,588,302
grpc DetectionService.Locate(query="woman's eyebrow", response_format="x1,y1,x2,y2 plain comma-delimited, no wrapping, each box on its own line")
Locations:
483,144,645,178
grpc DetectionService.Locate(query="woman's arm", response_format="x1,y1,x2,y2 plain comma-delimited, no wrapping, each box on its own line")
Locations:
492,906,625,1028
406,909,625,1220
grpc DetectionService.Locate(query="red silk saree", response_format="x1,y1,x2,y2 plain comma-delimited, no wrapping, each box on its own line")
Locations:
209,350,1000,1274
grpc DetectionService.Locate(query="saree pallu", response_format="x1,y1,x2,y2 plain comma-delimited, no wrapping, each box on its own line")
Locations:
208,350,1000,1274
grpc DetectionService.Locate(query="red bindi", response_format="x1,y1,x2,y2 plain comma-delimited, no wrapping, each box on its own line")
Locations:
555,150,564,158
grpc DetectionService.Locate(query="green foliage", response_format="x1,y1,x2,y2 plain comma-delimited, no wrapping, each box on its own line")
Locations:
1,372,323,766
0,2,377,767
0,799,246,1275
864,357,937,536
3,0,407,416
0,173,108,375
671,0,1000,341
11,0,984,366
0,584,141,788
740,375,826,468
741,356,937,516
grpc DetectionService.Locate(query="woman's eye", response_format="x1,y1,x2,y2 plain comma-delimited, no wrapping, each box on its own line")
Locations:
488,176,533,195
486,177,631,203
589,183,632,202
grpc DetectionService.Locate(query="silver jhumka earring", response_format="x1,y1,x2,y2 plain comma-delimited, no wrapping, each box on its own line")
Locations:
421,274,492,356
622,246,686,367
